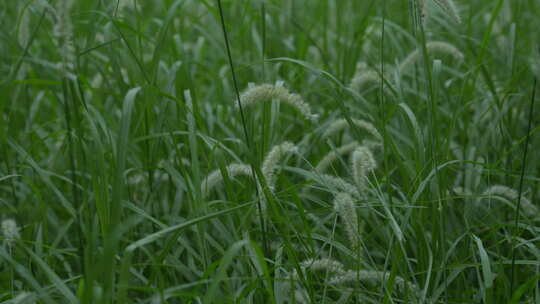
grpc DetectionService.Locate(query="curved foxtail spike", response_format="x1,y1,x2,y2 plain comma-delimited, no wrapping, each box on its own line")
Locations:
329,269,421,296
322,118,382,141
351,146,377,189
262,142,298,191
289,258,347,303
433,0,461,24
418,0,427,24
290,258,346,281
350,62,383,90
482,185,538,217
53,0,76,78
349,61,396,97
310,174,360,197
2,219,21,247
258,141,298,221
201,163,252,197
333,193,360,250
315,141,359,173
236,83,319,121
452,186,472,197
399,41,464,74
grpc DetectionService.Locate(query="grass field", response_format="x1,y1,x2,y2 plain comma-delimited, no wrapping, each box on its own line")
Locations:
1,0,539,303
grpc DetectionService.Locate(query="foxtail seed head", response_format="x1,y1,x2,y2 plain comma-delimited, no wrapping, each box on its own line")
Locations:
201,163,252,197
262,142,298,191
333,193,360,249
482,185,537,217
297,258,346,277
322,118,382,142
290,258,347,303
311,174,360,197
257,142,299,222
399,41,464,74
53,0,76,78
351,146,377,189
2,219,21,246
315,141,359,173
236,84,319,121
329,269,420,296
433,0,461,24
350,62,385,92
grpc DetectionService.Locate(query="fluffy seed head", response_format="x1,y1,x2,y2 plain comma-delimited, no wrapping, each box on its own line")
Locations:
350,62,385,92
2,219,21,245
351,146,377,188
53,0,76,78
289,258,346,303
329,269,420,295
315,141,359,173
452,186,471,197
236,84,319,121
299,258,346,274
201,163,252,197
257,142,298,222
312,174,360,197
361,24,383,54
399,41,464,74
333,193,360,249
482,185,537,217
322,118,382,142
433,0,461,24
418,0,427,24
262,141,298,190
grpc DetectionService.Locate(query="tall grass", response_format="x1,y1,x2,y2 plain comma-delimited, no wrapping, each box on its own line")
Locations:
0,0,539,303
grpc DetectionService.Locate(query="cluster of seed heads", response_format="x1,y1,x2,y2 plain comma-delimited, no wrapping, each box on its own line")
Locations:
350,40,464,95
201,141,298,221
290,257,421,303
453,184,537,219
214,78,493,302
328,269,420,294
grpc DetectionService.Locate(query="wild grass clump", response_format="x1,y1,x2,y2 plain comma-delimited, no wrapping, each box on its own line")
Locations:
1,1,538,303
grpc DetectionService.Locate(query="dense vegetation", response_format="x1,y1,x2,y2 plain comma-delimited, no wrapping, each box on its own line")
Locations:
1,0,539,303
